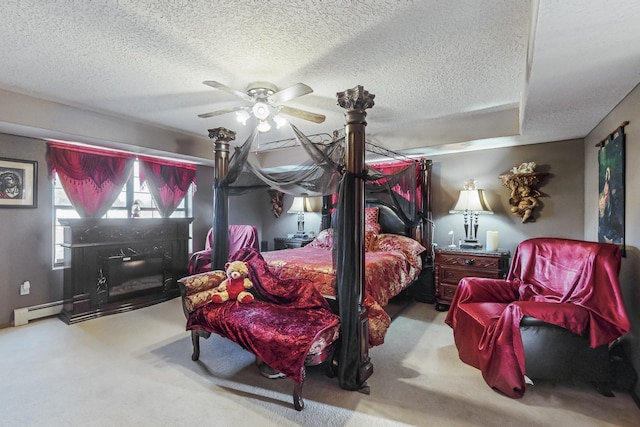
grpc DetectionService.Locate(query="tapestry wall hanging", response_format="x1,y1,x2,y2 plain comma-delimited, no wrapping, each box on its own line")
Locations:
598,122,627,253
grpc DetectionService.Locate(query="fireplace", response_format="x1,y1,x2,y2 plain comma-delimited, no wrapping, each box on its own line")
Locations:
58,218,192,324
102,251,168,301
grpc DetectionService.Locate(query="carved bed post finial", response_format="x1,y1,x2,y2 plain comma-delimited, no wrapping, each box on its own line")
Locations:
208,127,236,270
336,85,375,388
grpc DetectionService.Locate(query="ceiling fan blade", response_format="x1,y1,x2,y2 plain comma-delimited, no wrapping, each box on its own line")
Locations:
203,81,252,102
197,106,246,119
269,83,313,104
279,105,326,124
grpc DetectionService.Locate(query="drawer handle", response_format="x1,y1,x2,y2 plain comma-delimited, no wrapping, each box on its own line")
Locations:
464,259,475,265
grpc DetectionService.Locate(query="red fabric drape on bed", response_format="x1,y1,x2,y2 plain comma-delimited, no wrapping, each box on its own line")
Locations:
445,238,631,398
47,142,134,218
139,156,196,218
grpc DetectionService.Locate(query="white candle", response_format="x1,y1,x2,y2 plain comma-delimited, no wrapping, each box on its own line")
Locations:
486,231,499,251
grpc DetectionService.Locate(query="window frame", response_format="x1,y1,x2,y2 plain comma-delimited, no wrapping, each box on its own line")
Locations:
52,159,192,268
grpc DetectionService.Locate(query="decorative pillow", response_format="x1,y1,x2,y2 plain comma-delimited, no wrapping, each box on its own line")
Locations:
371,234,426,269
178,270,227,312
365,207,379,224
365,207,382,234
308,228,334,249
364,231,378,252
179,270,227,294
365,221,382,234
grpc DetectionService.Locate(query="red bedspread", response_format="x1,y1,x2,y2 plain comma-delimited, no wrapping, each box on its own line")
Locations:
445,238,631,398
261,234,423,346
186,248,340,383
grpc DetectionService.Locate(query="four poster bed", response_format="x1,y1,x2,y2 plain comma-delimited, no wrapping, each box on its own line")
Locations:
177,86,434,409
261,200,428,347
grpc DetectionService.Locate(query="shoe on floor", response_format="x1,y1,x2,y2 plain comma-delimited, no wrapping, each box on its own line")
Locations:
259,363,286,379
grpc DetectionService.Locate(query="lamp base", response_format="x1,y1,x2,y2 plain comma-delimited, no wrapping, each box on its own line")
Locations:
460,241,483,249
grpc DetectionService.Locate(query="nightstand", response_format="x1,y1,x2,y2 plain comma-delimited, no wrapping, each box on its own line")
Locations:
274,236,314,250
434,247,510,311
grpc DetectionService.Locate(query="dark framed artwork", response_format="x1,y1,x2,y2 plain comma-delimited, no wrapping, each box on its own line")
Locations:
597,124,625,253
0,157,37,208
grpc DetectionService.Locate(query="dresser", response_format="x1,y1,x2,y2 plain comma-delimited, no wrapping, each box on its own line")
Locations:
274,236,314,250
434,247,510,311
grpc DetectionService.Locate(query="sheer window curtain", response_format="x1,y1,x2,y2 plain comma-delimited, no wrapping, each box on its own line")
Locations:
139,156,196,218
47,143,134,218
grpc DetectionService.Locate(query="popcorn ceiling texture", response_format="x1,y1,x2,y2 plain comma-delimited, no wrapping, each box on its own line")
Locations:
0,0,639,158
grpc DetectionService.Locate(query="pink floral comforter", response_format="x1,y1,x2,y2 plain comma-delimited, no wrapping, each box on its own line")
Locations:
261,233,425,346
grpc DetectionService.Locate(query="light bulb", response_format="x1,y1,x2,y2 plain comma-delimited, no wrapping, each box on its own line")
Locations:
252,102,271,120
235,109,251,125
273,115,287,129
257,120,271,132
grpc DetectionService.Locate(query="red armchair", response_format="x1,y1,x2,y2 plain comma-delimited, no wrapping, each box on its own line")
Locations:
445,237,630,398
187,225,260,274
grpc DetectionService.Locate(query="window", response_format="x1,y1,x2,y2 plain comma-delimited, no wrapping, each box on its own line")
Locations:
53,160,192,267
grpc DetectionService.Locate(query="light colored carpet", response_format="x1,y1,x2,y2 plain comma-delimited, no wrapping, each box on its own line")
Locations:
1,298,638,427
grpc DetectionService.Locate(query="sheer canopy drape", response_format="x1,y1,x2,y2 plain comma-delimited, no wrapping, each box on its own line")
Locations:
139,156,196,217
47,142,134,218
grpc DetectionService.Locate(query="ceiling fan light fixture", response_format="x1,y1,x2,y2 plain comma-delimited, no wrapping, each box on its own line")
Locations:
252,102,271,120
257,120,271,133
273,114,287,129
235,109,251,125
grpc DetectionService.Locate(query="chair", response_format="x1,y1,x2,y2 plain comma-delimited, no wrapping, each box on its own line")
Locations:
445,237,631,398
187,225,260,274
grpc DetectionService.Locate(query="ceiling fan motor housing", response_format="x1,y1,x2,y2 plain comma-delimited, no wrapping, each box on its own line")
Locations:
246,81,278,99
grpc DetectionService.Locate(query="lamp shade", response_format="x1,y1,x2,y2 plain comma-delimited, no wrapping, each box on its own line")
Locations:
449,189,493,214
288,197,311,213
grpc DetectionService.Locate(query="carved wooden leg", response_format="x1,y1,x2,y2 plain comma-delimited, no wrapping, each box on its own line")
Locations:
191,330,200,361
293,367,306,411
190,330,211,361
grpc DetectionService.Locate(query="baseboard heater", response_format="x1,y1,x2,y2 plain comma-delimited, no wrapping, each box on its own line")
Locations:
13,301,64,327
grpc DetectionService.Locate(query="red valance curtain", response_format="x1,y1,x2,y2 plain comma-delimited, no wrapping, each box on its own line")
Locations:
139,156,196,218
47,143,134,218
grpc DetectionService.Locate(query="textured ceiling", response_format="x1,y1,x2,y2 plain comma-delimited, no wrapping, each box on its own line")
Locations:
1,0,640,162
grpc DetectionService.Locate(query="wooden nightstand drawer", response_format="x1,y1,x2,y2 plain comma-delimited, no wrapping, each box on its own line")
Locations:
437,253,502,270
434,248,510,311
439,266,502,285
438,282,458,301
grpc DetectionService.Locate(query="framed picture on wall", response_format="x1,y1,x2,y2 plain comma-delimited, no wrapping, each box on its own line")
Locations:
597,124,625,254
0,157,37,208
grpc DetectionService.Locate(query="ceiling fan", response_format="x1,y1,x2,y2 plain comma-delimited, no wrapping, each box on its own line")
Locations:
198,81,326,130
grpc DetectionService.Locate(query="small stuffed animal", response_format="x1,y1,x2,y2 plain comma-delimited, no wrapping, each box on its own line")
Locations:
211,260,255,304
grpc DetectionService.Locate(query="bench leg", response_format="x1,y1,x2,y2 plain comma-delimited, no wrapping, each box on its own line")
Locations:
191,330,210,361
293,367,306,411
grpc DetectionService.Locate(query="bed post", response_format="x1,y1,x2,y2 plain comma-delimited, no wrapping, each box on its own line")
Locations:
420,159,433,265
321,195,332,230
336,85,375,390
208,127,236,270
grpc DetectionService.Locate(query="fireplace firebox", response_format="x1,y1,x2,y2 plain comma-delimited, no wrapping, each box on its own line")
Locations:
58,218,192,324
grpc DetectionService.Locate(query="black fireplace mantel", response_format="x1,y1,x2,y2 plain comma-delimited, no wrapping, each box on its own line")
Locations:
59,217,192,324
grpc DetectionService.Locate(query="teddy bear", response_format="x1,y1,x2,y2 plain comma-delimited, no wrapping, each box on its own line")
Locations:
210,260,255,304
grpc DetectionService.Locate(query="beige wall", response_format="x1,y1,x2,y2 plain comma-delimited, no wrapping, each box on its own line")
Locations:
430,138,585,256
584,83,640,397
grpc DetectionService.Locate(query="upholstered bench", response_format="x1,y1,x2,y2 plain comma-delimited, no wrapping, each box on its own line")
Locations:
177,267,340,411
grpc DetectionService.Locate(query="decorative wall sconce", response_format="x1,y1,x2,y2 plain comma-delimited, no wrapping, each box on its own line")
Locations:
499,162,548,223
268,189,283,218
